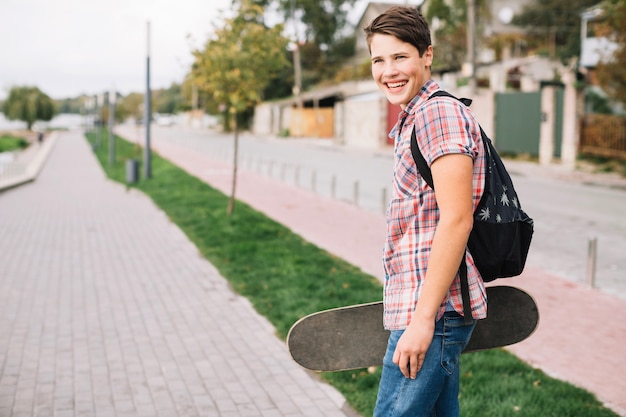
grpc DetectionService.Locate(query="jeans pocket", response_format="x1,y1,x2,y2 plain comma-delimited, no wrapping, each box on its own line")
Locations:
441,314,476,374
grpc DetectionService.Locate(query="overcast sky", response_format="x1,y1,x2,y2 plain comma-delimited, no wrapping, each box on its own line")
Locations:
0,0,419,100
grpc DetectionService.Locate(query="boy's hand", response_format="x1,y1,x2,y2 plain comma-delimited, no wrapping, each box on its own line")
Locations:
392,317,435,379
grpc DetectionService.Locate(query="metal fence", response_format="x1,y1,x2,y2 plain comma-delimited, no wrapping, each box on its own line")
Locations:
580,114,626,161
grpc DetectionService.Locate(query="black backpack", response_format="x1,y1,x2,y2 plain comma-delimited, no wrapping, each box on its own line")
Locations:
410,91,534,320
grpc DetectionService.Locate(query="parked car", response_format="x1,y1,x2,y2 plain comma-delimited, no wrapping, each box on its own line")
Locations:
155,114,175,126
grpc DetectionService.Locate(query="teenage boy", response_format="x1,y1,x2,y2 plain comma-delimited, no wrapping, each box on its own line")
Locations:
364,6,487,416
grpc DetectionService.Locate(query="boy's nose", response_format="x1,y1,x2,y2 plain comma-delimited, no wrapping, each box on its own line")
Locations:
382,62,398,77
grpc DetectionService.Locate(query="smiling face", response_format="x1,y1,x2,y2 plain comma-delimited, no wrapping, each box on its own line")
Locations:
370,34,433,108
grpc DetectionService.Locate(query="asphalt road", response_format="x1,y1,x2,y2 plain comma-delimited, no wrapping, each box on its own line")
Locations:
119,123,626,301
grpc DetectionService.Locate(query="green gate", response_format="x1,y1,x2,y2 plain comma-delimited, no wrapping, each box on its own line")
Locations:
495,90,563,157
495,92,541,156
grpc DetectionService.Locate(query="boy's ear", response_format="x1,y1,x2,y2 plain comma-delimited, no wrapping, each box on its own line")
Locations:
423,45,434,66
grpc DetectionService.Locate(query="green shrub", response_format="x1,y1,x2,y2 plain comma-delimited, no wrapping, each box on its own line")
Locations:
0,135,28,153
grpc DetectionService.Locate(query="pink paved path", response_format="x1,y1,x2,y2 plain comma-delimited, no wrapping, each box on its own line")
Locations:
141,131,626,416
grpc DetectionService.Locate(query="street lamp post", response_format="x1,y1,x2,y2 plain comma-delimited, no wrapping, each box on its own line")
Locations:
92,95,99,145
144,21,152,179
108,87,116,165
97,92,104,149
466,0,477,93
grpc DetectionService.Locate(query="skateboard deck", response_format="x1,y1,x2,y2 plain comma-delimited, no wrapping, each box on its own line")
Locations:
287,286,538,372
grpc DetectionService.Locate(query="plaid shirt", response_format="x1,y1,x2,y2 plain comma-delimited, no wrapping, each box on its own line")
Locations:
382,80,488,330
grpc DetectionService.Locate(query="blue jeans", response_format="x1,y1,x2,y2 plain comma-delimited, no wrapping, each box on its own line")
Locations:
374,311,477,417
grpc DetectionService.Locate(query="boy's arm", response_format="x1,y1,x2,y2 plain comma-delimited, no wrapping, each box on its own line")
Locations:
392,153,474,379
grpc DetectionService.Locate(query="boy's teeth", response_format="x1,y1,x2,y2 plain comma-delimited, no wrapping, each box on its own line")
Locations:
388,82,406,88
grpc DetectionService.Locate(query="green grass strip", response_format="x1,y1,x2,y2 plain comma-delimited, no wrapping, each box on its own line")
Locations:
0,135,29,152
86,130,618,417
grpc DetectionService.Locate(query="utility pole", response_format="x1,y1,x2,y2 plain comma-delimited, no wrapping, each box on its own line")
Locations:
293,44,303,110
144,21,152,179
92,97,97,132
466,0,477,93
97,92,104,150
290,0,302,111
108,87,116,165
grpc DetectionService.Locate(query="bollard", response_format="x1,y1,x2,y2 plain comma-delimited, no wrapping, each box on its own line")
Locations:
126,159,139,183
311,171,317,192
353,181,359,206
586,237,598,288
331,176,337,199
381,188,388,214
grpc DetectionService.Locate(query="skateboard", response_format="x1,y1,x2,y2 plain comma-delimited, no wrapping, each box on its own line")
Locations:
287,286,538,372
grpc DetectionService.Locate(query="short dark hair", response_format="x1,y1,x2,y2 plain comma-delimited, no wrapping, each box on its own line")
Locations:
364,6,431,57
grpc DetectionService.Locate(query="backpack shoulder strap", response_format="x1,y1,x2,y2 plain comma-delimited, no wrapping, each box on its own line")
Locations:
429,90,473,107
409,90,476,325
409,90,473,190
410,128,433,189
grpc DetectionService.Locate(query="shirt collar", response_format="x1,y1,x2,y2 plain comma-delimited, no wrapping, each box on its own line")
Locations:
404,79,440,116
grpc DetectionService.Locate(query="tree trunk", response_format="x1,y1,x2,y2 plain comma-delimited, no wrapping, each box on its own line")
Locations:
227,113,239,215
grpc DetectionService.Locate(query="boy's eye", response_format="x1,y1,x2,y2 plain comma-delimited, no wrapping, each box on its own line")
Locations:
372,58,383,64
395,55,406,60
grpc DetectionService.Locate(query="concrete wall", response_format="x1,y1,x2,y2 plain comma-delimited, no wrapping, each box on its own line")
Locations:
253,102,291,136
451,87,496,142
341,92,387,149
252,103,273,136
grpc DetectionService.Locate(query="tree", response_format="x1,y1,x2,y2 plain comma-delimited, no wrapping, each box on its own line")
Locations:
253,0,359,92
55,96,85,114
192,0,290,214
425,0,469,72
153,83,188,114
255,0,356,49
3,86,56,130
594,0,626,107
118,92,145,123
424,0,491,73
512,0,598,62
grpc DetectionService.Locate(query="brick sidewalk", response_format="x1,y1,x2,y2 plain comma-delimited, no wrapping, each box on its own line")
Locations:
136,128,626,417
3,128,625,416
0,131,355,417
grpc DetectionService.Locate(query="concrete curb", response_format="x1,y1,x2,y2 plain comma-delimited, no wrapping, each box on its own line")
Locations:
0,131,58,192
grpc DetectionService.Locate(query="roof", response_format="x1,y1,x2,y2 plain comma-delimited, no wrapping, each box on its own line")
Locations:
268,79,380,107
355,2,413,29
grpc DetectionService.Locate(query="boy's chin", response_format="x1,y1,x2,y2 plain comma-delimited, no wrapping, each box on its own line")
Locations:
385,96,408,107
